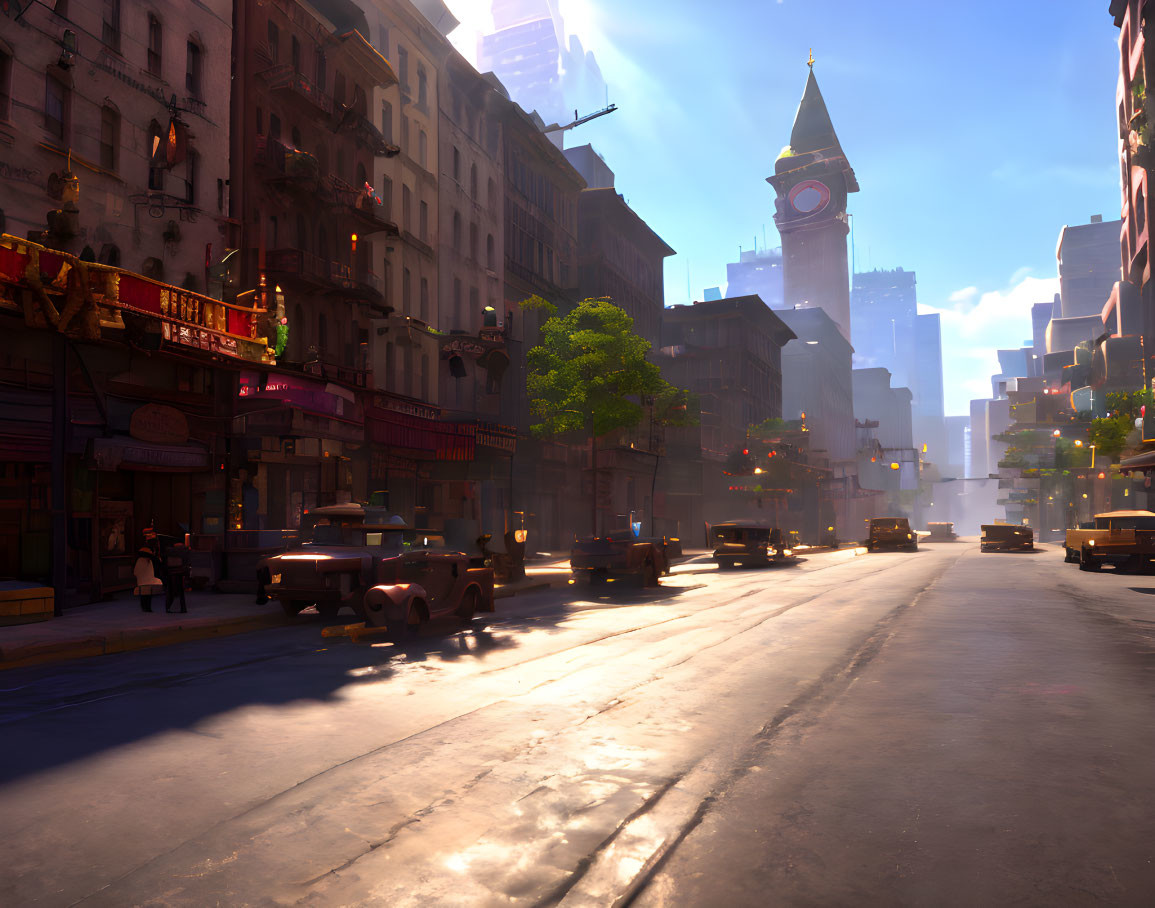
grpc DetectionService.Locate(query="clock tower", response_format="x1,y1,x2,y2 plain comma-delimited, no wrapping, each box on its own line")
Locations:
768,64,859,342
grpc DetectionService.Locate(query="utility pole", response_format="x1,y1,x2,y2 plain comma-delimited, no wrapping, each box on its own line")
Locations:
51,334,68,616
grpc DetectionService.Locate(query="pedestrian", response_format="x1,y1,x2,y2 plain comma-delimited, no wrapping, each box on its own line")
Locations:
164,536,191,614
133,545,164,612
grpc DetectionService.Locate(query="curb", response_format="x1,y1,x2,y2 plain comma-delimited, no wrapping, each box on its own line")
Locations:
0,612,289,672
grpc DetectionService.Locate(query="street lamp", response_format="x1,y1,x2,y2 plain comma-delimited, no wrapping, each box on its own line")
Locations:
1053,429,1061,437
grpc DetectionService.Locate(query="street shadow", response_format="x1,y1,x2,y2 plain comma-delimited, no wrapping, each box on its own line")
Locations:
0,609,531,787
1128,587,1155,594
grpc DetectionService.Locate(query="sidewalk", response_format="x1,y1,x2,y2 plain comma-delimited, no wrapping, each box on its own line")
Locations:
0,569,573,673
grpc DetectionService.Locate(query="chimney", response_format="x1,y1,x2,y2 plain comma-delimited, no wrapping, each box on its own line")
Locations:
1090,214,1103,223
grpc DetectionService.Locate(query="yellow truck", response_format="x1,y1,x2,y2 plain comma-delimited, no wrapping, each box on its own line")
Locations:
1064,510,1155,572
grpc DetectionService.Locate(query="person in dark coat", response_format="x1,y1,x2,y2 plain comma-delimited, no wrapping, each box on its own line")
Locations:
162,536,191,613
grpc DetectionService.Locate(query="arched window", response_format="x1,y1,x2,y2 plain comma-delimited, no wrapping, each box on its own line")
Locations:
470,163,478,199
417,65,427,107
487,177,496,211
469,222,478,261
486,233,495,270
333,71,346,108
420,276,429,321
290,125,301,148
352,84,367,116
147,14,162,76
186,38,203,99
266,20,279,64
147,119,164,190
356,160,367,188
418,129,427,168
98,243,120,266
291,36,300,73
99,104,120,171
452,146,460,182
452,210,462,251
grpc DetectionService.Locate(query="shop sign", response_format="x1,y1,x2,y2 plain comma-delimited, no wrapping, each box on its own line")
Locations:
238,370,361,420
91,438,208,471
130,404,189,445
441,338,487,356
373,393,439,421
475,422,517,453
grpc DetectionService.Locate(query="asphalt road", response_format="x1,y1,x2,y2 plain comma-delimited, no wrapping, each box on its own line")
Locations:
2,542,1154,906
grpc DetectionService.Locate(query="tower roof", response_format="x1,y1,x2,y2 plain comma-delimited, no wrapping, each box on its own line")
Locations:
790,69,843,157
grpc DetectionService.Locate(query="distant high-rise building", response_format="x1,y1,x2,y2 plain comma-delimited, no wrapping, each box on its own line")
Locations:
850,268,917,386
725,248,784,308
914,313,946,463
563,143,614,189
1056,217,1123,318
767,66,859,342
479,0,607,130
945,415,968,479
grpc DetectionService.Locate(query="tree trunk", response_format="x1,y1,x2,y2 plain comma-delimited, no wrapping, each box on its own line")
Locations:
590,428,598,537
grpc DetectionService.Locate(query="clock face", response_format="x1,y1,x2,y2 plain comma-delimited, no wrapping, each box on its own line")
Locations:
789,180,831,214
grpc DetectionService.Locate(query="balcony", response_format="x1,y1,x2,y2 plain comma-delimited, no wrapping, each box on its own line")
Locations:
254,137,322,190
265,248,332,288
329,261,386,308
334,105,399,158
262,63,333,117
330,176,399,237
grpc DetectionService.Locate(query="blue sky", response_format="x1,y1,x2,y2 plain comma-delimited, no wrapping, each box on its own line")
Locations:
445,0,1122,415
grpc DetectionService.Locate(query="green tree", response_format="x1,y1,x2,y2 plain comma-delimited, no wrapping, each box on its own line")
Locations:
1088,389,1151,460
526,298,692,535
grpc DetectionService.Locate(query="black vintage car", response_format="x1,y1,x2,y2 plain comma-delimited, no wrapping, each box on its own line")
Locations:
980,524,1034,552
711,521,796,568
570,532,682,587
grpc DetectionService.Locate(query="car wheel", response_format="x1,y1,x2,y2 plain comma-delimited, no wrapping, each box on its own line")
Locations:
317,604,341,620
457,587,479,623
281,600,310,618
392,599,425,638
1063,547,1075,563
644,559,660,587
1079,552,1101,572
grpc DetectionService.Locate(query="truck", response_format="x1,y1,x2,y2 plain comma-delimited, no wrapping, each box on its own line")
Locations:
711,521,796,568
980,524,1034,552
570,532,682,587
1064,509,1155,572
866,517,918,552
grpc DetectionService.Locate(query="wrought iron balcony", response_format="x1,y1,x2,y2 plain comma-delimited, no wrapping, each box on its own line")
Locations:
262,63,333,117
333,105,399,158
330,176,399,236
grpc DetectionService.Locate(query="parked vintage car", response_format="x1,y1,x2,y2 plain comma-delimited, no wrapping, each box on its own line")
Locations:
980,524,1034,552
711,521,796,568
261,504,494,631
866,517,917,551
1063,509,1155,572
1064,510,1155,566
926,522,958,541
570,531,681,587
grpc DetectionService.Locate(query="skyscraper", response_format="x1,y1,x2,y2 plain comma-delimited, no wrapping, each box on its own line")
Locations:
850,268,917,386
478,0,607,129
726,248,784,308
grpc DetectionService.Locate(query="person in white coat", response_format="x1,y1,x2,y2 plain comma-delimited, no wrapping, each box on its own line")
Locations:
133,546,165,613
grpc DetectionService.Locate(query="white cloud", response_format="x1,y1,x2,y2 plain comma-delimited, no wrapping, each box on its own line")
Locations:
920,274,1061,416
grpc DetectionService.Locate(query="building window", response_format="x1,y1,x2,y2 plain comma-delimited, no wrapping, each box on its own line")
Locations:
417,65,427,107
147,119,164,190
316,51,326,91
291,36,301,73
420,276,429,322
452,211,462,251
0,49,10,121
103,0,121,51
184,150,198,204
397,45,408,89
147,14,162,76
377,25,389,55
452,146,460,182
255,106,263,134
486,233,495,270
400,115,409,153
44,74,68,141
403,267,412,312
419,200,428,241
421,353,429,401
356,160,367,189
266,20,279,64
318,313,328,355
270,113,282,141
402,184,412,230
333,71,346,108
488,177,496,211
453,278,462,327
381,100,392,142
470,163,477,199
186,40,203,99
469,222,478,261
99,104,119,171
379,174,392,219
418,129,427,169
290,125,301,148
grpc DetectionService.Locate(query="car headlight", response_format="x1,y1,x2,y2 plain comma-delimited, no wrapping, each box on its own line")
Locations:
783,548,793,556
907,533,913,539
1087,539,1095,546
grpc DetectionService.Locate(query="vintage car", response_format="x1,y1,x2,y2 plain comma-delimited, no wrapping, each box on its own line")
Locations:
980,524,1034,552
570,531,681,587
926,522,958,542
866,517,918,551
1064,510,1155,567
1064,510,1155,572
261,504,494,632
711,521,795,568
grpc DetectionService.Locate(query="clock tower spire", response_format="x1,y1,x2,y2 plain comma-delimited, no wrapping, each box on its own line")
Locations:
768,65,859,342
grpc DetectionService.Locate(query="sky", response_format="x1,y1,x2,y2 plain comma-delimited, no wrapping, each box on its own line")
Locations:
442,0,1122,416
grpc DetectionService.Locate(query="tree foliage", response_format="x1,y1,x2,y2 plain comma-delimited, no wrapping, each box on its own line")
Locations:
1088,389,1151,459
526,299,686,438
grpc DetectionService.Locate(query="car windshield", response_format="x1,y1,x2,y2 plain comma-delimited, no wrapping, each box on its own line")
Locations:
870,519,908,530
303,524,405,548
1097,516,1155,530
